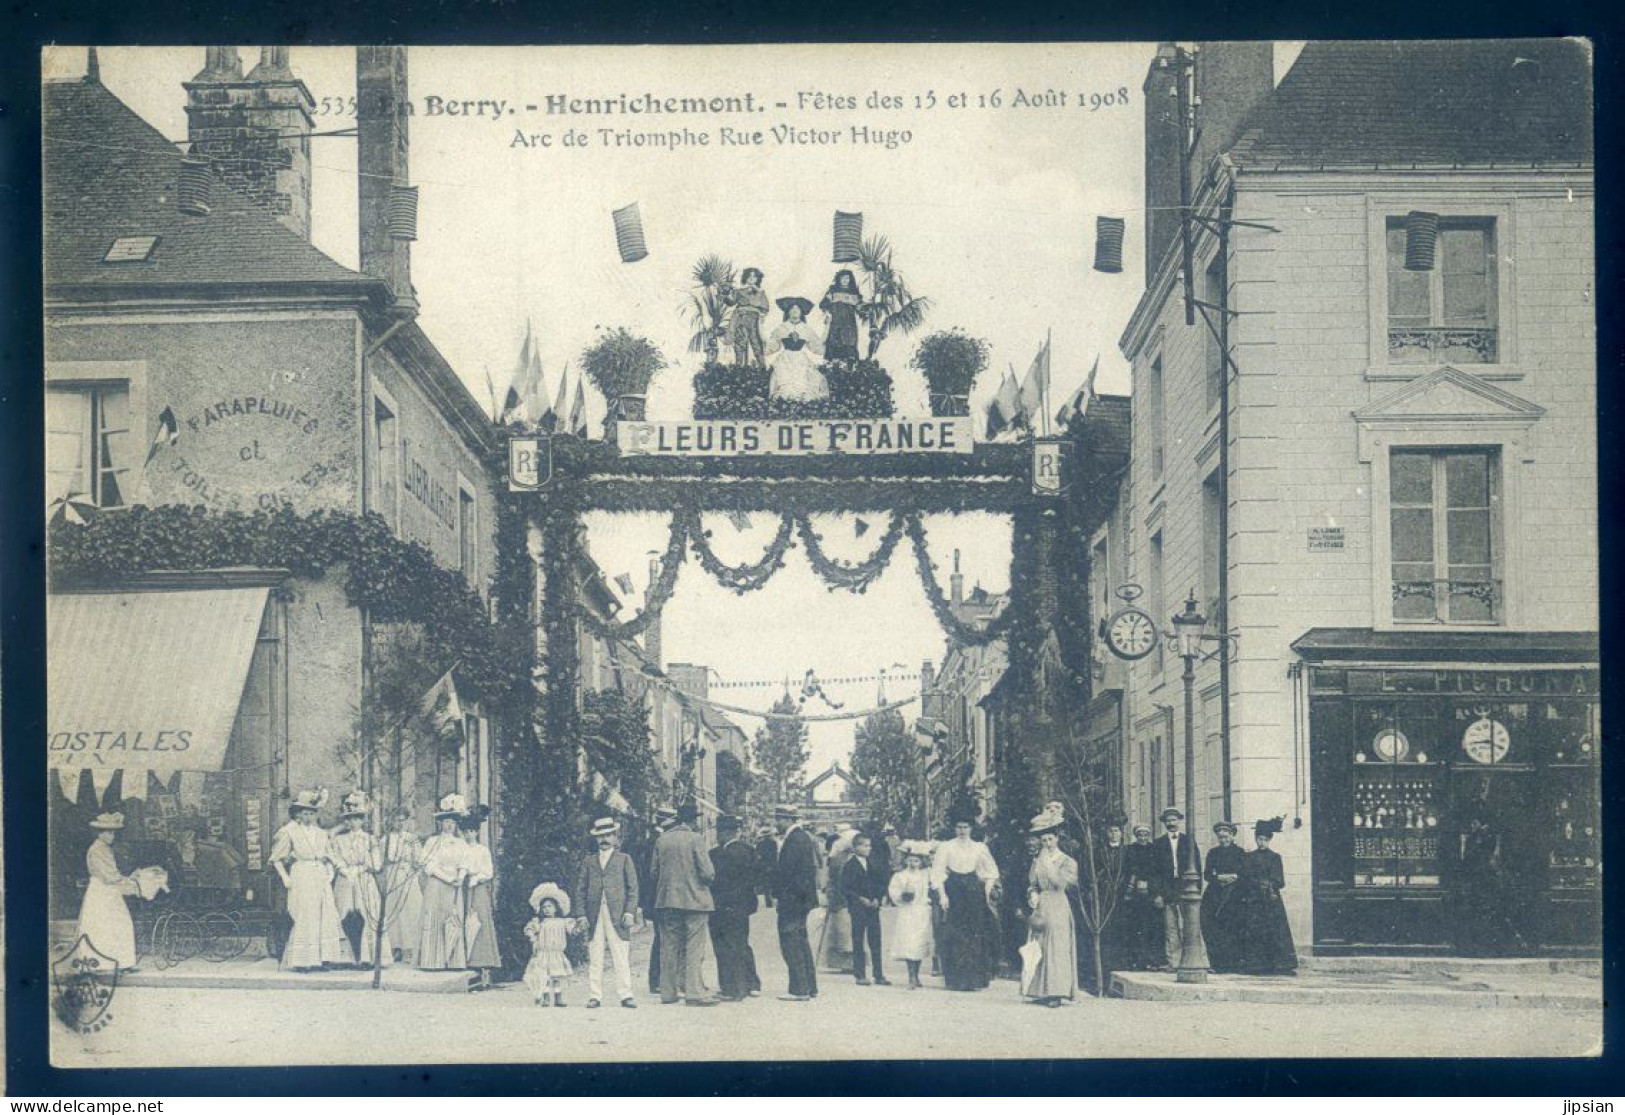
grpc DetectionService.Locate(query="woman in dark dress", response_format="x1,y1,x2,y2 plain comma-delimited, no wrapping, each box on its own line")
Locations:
1123,823,1166,970
819,269,863,362
929,804,1000,991
1201,821,1247,973
1236,818,1297,975
1454,814,1521,956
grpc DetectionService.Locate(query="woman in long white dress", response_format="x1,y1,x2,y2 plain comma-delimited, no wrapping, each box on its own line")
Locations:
416,794,468,970
458,805,501,989
767,297,828,402
815,826,857,972
381,807,424,964
76,812,139,969
268,789,350,971
330,792,390,969
1024,803,1079,1006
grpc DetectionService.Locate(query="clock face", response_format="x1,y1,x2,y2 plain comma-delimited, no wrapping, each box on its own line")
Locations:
1373,728,1410,763
1106,608,1158,661
1462,717,1511,764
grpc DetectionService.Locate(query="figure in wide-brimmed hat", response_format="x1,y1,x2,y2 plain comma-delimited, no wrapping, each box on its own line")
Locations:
767,296,828,402
575,813,641,1009
1201,820,1246,973
524,882,578,1007
1023,802,1079,1006
458,804,501,988
75,812,143,970
727,266,770,368
932,799,1000,992
1150,806,1201,970
819,268,863,362
416,792,470,972
1236,817,1297,975
331,790,391,969
269,788,350,971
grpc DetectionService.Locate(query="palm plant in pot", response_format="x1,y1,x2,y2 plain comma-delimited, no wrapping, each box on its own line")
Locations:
580,327,667,430
685,254,735,365
856,234,931,361
910,329,990,417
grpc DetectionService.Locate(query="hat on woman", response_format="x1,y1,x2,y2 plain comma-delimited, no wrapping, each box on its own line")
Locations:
1131,823,1153,837
89,812,125,831
1254,816,1286,839
740,266,764,285
947,800,981,826
775,295,815,320
1213,820,1238,836
340,791,370,820
457,803,491,831
529,882,571,917
901,839,935,859
589,816,620,838
435,792,468,820
291,788,327,814
1029,801,1066,836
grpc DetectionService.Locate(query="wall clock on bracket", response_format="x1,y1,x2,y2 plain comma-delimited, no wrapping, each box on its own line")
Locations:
1103,583,1159,661
1462,716,1511,765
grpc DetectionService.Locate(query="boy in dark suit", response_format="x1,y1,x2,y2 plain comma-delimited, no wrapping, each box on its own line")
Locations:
842,832,889,985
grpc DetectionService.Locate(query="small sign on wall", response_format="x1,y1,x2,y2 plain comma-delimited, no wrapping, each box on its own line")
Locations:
1308,526,1345,552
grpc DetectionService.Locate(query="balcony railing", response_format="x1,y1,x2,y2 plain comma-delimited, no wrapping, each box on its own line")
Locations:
1387,326,1498,365
1391,577,1502,623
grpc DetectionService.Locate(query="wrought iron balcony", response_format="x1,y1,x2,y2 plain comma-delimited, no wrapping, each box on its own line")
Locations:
1387,327,1498,365
1391,577,1502,622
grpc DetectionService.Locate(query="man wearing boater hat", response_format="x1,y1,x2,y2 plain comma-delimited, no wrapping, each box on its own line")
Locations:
1150,807,1202,969
574,816,640,1008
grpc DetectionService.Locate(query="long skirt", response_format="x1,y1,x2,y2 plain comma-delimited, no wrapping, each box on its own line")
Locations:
416,876,466,970
465,881,502,970
939,870,995,991
1237,888,1297,975
282,861,349,969
76,877,137,969
815,903,853,972
891,902,933,962
1201,881,1245,973
334,871,392,968
824,305,860,362
381,865,422,963
1024,890,1077,1000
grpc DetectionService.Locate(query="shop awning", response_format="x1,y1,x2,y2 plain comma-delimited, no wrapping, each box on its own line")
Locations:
1291,627,1599,665
48,587,270,778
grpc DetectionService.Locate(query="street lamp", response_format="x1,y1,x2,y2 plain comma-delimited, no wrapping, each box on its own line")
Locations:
1170,591,1211,984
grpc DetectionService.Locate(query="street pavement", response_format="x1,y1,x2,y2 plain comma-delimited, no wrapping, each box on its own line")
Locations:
52,909,1602,1068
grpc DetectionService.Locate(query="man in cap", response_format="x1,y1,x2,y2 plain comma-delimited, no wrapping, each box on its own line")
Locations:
754,824,779,909
650,801,717,1006
771,803,820,1000
1151,807,1202,969
641,804,678,994
575,816,640,1009
708,814,761,1001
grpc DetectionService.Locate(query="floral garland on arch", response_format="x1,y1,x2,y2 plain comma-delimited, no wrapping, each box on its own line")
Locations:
794,512,906,594
682,509,796,594
574,512,688,641
904,513,1021,648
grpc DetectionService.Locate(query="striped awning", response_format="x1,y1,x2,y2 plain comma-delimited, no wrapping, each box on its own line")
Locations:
48,587,270,778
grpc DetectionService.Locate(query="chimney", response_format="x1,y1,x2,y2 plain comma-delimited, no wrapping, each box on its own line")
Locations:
1142,42,1184,285
357,46,419,316
643,556,663,669
950,549,964,608
1189,42,1275,189
184,47,314,239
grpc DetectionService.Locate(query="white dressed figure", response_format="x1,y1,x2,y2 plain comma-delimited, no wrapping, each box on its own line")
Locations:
767,297,829,402
75,813,139,969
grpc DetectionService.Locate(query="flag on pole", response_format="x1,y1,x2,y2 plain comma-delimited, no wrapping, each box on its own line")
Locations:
1019,335,1052,434
146,405,180,463
501,322,533,424
548,364,571,433
419,667,464,740
523,335,549,426
568,375,589,438
614,572,636,595
1054,355,1099,430
986,366,1022,440
484,366,498,422
726,510,751,532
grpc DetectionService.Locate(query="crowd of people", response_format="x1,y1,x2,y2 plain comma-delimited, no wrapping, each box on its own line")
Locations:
71,783,1297,1000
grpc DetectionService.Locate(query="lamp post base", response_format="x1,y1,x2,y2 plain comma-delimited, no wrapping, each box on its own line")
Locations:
1175,869,1210,984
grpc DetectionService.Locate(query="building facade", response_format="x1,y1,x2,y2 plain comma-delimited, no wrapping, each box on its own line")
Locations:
1109,39,1596,953
45,49,500,935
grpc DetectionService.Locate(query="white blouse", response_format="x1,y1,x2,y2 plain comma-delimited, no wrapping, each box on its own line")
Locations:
930,838,999,888
461,840,494,886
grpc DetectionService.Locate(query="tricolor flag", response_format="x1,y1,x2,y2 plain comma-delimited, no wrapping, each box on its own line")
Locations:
501,321,535,425
614,572,636,595
986,366,1023,440
1054,356,1099,430
568,375,589,438
147,405,180,463
419,667,465,741
522,334,549,426
1019,333,1052,435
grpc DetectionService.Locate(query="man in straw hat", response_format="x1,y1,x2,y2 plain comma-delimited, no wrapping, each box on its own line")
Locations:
770,802,821,1001
1150,807,1202,970
574,815,641,1009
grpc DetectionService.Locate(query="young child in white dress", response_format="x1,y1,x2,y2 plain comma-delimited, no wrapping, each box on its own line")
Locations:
887,841,935,989
524,883,576,1007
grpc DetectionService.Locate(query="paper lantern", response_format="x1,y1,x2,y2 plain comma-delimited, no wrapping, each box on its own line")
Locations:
833,210,863,262
1404,211,1440,271
1093,215,1126,273
177,157,212,217
613,203,649,263
388,184,419,241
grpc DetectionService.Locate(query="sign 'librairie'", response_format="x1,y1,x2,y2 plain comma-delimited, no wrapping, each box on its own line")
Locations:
615,417,975,457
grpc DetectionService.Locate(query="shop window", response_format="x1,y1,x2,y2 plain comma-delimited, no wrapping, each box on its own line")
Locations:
46,383,131,508
1389,448,1501,623
372,393,399,526
1385,217,1498,364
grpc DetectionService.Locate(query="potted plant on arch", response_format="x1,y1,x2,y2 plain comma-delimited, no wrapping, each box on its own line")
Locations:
579,328,668,431
910,329,990,417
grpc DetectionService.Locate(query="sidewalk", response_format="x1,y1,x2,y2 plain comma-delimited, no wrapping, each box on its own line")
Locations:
1111,956,1602,1009
119,957,473,994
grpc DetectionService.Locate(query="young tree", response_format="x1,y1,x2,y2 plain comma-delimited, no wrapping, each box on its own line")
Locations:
685,254,736,365
848,707,920,832
856,234,932,361
751,694,810,805
1054,730,1128,997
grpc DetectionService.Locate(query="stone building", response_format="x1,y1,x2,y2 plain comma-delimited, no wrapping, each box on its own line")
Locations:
45,48,500,937
1104,39,1596,953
